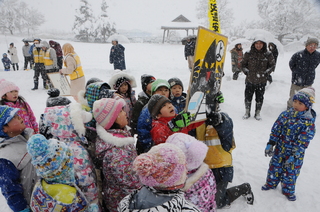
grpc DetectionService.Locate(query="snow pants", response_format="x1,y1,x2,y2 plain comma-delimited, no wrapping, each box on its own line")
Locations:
244,82,266,104
33,64,47,85
265,147,305,196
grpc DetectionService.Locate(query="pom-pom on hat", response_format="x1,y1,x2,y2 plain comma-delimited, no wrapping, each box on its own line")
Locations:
141,74,156,93
151,79,170,95
0,79,20,98
166,133,208,171
305,37,319,47
93,98,126,130
27,134,75,184
148,94,171,119
133,143,187,190
0,106,20,138
168,77,184,91
293,87,316,109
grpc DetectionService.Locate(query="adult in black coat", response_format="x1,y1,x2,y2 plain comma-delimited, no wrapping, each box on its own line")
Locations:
267,42,279,83
109,39,126,70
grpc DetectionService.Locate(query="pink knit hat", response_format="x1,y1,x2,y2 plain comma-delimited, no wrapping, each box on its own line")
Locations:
166,133,208,171
133,143,187,190
92,98,126,130
0,79,20,98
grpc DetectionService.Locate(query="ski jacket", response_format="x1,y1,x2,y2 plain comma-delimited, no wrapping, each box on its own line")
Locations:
230,47,243,73
289,48,320,86
109,44,126,70
30,180,89,212
95,125,141,212
131,91,150,135
241,41,275,84
184,40,195,58
151,116,204,145
8,46,19,63
170,93,186,113
3,99,39,134
118,186,201,212
2,56,11,68
182,163,217,212
49,40,63,57
0,128,37,212
137,105,154,152
39,103,99,203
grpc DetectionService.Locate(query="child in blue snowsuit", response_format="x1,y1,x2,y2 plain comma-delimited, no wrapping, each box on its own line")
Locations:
2,53,11,71
168,77,186,113
262,87,316,201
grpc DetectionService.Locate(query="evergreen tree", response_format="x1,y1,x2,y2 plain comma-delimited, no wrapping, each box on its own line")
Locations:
73,0,95,42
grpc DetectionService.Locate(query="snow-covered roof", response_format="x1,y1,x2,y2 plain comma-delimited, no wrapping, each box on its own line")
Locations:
161,14,199,30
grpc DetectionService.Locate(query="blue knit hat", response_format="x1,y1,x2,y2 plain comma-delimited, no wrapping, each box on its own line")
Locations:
293,87,315,109
27,134,75,184
0,106,20,138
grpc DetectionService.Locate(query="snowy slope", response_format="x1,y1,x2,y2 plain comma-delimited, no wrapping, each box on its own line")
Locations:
0,35,320,212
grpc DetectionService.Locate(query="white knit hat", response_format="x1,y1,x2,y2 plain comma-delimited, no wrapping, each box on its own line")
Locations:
0,79,20,98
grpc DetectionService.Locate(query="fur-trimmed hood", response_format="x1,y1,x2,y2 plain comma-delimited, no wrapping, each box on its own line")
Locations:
108,72,137,90
95,124,135,151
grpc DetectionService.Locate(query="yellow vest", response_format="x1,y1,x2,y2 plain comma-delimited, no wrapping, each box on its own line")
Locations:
197,123,235,169
64,53,84,80
33,48,44,63
43,49,53,66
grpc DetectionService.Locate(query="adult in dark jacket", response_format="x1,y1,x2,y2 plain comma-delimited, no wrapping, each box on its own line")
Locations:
267,42,279,84
241,35,275,120
184,37,196,71
109,39,126,70
49,40,63,69
286,37,320,109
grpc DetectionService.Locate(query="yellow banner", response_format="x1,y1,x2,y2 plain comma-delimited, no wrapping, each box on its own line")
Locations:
186,27,228,122
208,0,221,33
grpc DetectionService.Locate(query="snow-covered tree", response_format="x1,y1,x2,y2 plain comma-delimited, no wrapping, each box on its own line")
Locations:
257,0,320,43
95,0,116,42
17,2,45,35
0,0,20,35
196,0,234,34
73,0,96,42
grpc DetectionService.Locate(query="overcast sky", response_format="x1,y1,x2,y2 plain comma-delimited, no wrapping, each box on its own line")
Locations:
28,0,259,33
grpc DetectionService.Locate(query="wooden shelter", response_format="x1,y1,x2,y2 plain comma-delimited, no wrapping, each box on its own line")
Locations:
161,15,198,43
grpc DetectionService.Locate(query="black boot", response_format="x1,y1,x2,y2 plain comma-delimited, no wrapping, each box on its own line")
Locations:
43,81,48,89
31,81,38,90
12,65,15,71
254,102,263,121
233,71,240,80
16,64,19,71
227,183,254,205
243,101,251,119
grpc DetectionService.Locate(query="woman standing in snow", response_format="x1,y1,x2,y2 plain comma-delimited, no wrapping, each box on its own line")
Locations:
59,43,86,101
8,43,19,71
109,39,126,70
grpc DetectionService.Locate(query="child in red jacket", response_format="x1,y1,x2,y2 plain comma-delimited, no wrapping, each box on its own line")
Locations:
148,94,203,145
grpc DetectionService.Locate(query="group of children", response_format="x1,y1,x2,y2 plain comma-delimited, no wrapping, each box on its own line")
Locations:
0,70,316,211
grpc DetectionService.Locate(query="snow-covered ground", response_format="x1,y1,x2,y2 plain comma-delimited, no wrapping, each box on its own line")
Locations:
1,35,320,212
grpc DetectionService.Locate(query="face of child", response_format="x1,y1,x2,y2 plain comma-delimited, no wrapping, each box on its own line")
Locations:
146,83,152,95
154,86,170,98
171,85,183,97
158,102,175,118
119,82,129,94
3,115,26,137
293,99,308,112
115,109,128,128
3,90,19,102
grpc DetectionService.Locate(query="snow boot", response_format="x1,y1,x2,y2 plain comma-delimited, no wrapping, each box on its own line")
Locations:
233,71,240,80
243,101,251,119
285,194,296,201
43,81,48,89
31,81,38,90
227,183,254,205
254,103,263,120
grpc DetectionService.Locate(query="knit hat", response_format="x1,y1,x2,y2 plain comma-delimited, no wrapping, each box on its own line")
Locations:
27,134,75,184
293,87,316,109
109,72,137,91
85,82,113,110
151,79,170,95
148,94,171,119
93,98,126,130
0,79,20,98
3,53,7,57
133,143,187,190
168,77,184,91
166,133,208,171
305,37,319,47
86,77,103,88
0,106,20,138
141,74,156,93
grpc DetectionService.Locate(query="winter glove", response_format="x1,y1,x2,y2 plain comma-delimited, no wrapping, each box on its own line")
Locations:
215,91,224,103
243,68,249,75
264,144,274,157
206,112,222,126
168,112,191,132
